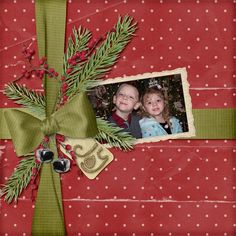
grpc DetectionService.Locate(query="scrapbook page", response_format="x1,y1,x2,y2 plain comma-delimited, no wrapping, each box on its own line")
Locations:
0,1,235,235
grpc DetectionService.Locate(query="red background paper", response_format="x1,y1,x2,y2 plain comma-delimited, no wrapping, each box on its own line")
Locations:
0,1,235,235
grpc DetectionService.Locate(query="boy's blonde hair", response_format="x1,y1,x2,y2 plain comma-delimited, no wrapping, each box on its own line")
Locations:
116,83,140,100
141,88,172,127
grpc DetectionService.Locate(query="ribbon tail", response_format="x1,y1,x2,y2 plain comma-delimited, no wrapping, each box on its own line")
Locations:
32,138,65,236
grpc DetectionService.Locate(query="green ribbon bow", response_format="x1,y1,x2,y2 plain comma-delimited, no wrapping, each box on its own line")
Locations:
4,93,98,157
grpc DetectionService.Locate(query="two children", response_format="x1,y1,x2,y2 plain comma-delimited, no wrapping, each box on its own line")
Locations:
109,83,183,138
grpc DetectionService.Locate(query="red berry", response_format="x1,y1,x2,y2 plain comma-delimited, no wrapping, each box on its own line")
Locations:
21,69,27,75
29,49,35,55
25,72,31,79
39,59,44,65
71,61,77,66
44,63,48,69
66,68,72,74
75,52,81,58
80,51,86,60
62,83,68,89
56,134,65,142
65,144,72,151
72,55,77,60
70,151,76,159
49,68,55,73
44,136,49,142
61,76,65,81
22,46,27,53
35,158,41,165
63,95,68,102
54,72,59,77
88,39,95,49
40,70,45,75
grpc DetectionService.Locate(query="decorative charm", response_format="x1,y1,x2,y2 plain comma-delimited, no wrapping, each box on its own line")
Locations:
60,138,114,179
36,148,54,163
53,158,71,173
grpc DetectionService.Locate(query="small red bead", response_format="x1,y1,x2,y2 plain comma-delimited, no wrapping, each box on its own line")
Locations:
80,51,86,60
65,144,72,151
75,52,81,58
63,95,68,102
25,72,31,79
41,56,46,61
29,49,35,55
62,83,68,89
44,136,49,142
49,68,55,73
66,68,72,74
70,151,76,159
56,134,65,142
71,61,77,66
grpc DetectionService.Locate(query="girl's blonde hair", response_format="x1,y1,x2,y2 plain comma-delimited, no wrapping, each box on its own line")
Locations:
141,88,172,127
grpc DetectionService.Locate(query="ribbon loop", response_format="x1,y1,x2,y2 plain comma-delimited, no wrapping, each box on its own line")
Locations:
41,116,59,136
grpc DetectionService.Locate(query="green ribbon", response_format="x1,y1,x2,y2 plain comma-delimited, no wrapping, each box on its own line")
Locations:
4,93,98,157
33,1,68,235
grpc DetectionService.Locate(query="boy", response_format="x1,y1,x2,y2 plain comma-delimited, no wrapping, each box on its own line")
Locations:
108,83,142,138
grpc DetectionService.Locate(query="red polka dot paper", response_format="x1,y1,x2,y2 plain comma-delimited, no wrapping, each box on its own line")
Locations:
0,1,235,236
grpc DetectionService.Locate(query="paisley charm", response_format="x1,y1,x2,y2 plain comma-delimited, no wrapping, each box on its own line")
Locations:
84,156,96,169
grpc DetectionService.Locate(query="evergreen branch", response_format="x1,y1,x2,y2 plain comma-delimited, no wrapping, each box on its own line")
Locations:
95,117,135,151
68,15,137,98
4,82,46,119
63,26,92,73
1,157,40,203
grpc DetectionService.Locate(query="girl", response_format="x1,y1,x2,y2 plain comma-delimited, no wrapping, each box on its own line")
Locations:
139,88,183,138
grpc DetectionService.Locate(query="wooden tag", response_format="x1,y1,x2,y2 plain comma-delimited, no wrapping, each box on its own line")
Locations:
60,138,114,179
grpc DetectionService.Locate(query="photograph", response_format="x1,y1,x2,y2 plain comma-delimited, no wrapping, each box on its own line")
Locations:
88,68,195,143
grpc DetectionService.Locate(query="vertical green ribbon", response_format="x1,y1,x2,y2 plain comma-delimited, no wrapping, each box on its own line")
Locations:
32,0,66,235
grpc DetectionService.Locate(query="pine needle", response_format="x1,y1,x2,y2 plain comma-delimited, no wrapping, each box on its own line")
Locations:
4,82,46,119
95,117,135,151
1,157,40,203
68,15,137,98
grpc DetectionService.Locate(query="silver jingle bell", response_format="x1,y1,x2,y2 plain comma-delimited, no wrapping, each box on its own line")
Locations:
36,148,54,163
53,158,71,173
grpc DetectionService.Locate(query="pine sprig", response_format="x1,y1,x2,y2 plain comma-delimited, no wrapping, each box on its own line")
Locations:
4,82,46,119
95,117,135,151
67,15,137,98
63,26,92,73
0,157,40,203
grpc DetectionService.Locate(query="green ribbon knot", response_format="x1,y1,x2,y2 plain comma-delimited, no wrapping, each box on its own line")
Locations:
4,92,98,157
41,116,59,136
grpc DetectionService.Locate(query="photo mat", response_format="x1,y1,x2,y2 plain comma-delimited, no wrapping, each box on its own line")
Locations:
88,68,195,144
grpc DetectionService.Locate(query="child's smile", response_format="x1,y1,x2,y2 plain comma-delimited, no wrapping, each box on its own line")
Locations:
143,93,165,118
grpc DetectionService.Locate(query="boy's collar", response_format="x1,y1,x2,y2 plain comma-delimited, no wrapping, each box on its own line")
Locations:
112,111,131,128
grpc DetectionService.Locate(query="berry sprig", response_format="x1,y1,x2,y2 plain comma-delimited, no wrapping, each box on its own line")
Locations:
55,134,76,161
13,45,59,83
